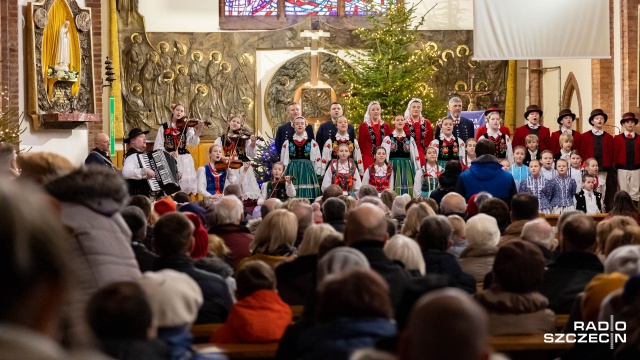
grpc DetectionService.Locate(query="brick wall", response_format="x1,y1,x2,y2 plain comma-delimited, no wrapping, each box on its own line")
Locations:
85,0,103,150
591,0,615,116
621,0,640,116
1,1,20,114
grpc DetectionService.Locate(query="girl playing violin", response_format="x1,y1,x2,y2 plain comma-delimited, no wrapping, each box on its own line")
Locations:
281,116,323,200
322,143,362,196
214,114,261,201
361,146,394,194
259,162,296,203
197,144,227,201
154,103,202,194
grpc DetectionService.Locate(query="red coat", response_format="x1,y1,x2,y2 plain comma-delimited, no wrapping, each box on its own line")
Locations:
512,125,551,152
550,130,581,154
359,121,392,171
613,133,640,169
404,117,434,166
475,125,511,140
579,130,614,170
210,289,292,343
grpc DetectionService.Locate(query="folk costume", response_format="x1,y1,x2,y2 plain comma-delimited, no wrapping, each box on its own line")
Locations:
578,109,614,207
382,129,420,197
154,122,200,194
85,147,118,171
403,98,434,166
519,175,552,213
281,132,322,200
510,164,530,192
362,163,394,194
547,175,577,214
475,124,511,140
479,129,513,164
213,133,261,201
316,118,356,154
512,105,551,152
575,189,602,214
414,163,443,198
197,163,227,197
321,159,362,196
523,149,541,167
429,133,465,168
123,128,152,197
358,102,391,171
550,109,581,154
259,178,296,203
321,133,364,175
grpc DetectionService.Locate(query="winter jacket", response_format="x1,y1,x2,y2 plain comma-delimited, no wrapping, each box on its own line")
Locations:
422,249,476,294
275,254,318,306
455,154,517,204
209,223,253,269
458,246,499,286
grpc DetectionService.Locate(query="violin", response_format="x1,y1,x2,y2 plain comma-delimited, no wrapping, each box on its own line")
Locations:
176,117,212,129
229,128,265,142
214,159,244,170
272,176,296,186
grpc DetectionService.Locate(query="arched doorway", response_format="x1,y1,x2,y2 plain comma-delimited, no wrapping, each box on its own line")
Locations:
561,72,582,131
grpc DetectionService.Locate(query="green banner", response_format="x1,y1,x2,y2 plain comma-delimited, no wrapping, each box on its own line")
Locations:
109,95,115,157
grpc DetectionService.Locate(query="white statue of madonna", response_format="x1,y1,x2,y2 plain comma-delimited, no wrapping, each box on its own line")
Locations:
54,20,70,71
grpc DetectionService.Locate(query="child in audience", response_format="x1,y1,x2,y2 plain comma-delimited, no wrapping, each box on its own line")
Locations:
461,137,476,171
540,150,558,180
523,134,541,167
510,146,530,191
281,116,323,200
447,214,468,258
197,144,227,200
259,162,295,203
210,261,292,344
614,112,640,206
361,146,394,194
322,142,362,196
575,173,602,214
499,159,511,172
414,146,443,198
569,150,583,192
519,160,551,213
585,157,606,196
429,117,465,168
554,132,574,163
382,114,420,197
547,159,577,214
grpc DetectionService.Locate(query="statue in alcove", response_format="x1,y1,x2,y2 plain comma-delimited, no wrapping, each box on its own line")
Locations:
54,20,71,71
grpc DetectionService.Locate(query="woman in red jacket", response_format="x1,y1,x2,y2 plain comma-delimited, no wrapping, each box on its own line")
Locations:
358,101,391,171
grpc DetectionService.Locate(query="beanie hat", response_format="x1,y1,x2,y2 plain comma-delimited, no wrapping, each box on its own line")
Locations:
605,245,640,276
137,269,203,327
391,194,411,218
184,212,209,259
318,247,370,284
581,272,629,322
466,194,479,218
154,198,176,215
493,241,545,293
180,203,207,227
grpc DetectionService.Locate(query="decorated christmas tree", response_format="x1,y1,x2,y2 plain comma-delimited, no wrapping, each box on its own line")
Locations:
337,0,445,127
0,77,24,145
251,134,279,187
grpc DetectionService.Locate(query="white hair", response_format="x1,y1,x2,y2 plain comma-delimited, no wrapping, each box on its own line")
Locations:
213,195,244,225
449,97,462,106
521,218,554,249
605,245,640,276
465,214,500,247
384,234,425,275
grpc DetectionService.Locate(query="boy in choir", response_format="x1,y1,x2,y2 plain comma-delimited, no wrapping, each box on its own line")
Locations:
550,108,581,154
429,117,465,168
614,112,640,207
540,150,558,180
320,115,363,175
510,146,530,191
547,159,577,214
513,105,551,151
322,143,362,196
197,144,227,200
259,162,295,203
519,160,552,214
578,109,614,198
414,146,443,198
575,174,602,214
477,105,513,163
568,150,583,192
554,132,574,163
523,134,541,167
383,114,421,197
361,146,394,194
584,157,606,200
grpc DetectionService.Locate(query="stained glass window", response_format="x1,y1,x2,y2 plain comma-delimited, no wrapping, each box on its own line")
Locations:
225,0,278,16
345,0,387,15
284,0,338,16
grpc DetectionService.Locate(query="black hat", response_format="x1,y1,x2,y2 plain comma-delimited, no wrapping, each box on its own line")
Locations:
556,109,576,125
588,109,608,126
524,105,543,119
484,103,503,117
124,128,149,144
620,112,639,126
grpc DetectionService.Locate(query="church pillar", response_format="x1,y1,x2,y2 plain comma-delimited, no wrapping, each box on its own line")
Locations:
528,60,543,122
620,0,640,116
85,0,105,151
1,0,20,113
591,0,614,133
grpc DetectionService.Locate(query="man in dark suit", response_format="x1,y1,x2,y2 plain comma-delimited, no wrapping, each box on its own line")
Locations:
274,102,315,159
436,97,475,142
84,132,117,171
315,102,356,150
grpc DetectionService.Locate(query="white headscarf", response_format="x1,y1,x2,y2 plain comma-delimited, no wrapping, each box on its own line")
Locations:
363,101,381,124
404,98,423,118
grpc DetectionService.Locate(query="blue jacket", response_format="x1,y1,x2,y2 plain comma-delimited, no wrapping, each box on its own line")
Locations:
455,155,517,205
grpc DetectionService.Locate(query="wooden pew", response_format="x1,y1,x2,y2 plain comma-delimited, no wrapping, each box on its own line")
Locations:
539,213,607,227
555,314,569,331
191,323,223,343
193,343,278,359
490,334,573,360
290,305,303,320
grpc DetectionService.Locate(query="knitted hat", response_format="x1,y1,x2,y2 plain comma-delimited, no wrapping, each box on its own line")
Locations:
137,269,203,327
318,247,370,283
183,212,209,259
179,203,207,227
466,194,479,218
493,241,545,293
604,245,640,276
154,198,177,215
581,272,629,322
391,194,412,218
556,109,576,125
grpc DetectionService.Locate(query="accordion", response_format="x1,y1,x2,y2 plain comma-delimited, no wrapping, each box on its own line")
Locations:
136,149,181,195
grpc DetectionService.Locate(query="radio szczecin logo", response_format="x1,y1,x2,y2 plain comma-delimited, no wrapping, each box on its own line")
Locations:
544,316,626,349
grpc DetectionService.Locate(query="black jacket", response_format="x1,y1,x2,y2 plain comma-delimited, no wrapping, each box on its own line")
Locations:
275,254,318,306
422,249,476,294
100,339,170,360
153,255,232,324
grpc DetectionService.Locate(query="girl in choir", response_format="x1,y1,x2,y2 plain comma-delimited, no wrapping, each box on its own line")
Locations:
321,115,363,175
259,162,295,203
585,157,606,196
540,150,558,180
322,143,362,196
361,146,394,194
414,146,444,198
196,144,227,200
154,103,202,194
553,132,573,163
547,159,577,214
358,101,391,171
428,117,465,168
499,159,511,172
519,160,552,214
478,108,513,164
382,114,420,197
461,137,477,171
281,116,323,200
510,146,530,191
214,114,261,201
569,150,583,192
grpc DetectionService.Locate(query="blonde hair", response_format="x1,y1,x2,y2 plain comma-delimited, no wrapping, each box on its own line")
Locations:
597,216,639,255
401,203,435,239
252,209,298,254
17,152,75,185
447,215,466,239
207,234,231,259
208,144,222,154
604,227,640,256
384,234,425,275
559,132,573,146
298,224,338,256
338,195,357,215
525,134,539,144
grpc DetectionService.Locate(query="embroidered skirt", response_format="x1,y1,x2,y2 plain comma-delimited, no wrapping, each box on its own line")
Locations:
390,158,415,197
177,153,197,195
286,159,321,199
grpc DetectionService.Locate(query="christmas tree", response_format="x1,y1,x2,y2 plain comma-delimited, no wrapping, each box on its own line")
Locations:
251,134,279,187
337,0,445,126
